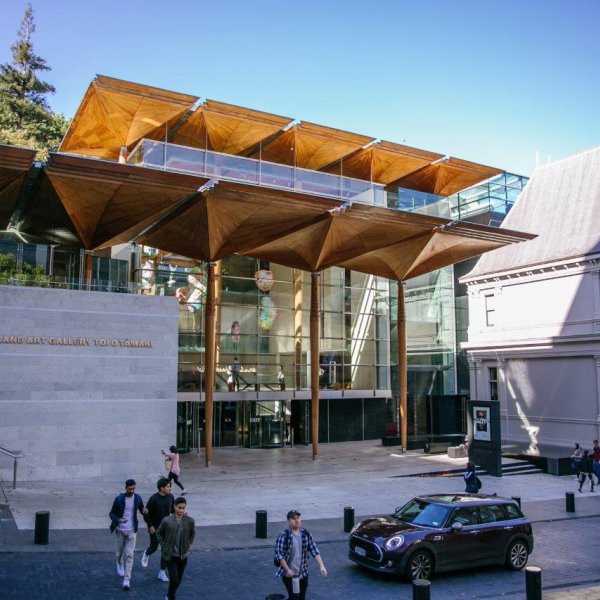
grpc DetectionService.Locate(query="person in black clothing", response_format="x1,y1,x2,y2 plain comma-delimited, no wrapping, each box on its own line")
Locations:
464,461,479,493
578,450,595,492
141,478,175,582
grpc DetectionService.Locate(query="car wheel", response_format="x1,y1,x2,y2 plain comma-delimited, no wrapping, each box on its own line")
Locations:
405,550,434,580
506,539,529,570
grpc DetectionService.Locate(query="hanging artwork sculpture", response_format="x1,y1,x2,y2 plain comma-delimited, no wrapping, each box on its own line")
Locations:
255,269,274,292
230,320,241,344
258,296,277,330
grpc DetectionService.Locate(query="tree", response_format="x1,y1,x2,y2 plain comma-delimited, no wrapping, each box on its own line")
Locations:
0,3,69,160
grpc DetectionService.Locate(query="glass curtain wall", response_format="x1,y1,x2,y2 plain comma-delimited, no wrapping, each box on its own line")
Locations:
133,248,391,449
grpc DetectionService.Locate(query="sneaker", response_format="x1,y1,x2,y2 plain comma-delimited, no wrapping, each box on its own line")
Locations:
141,551,149,568
116,562,125,577
157,569,169,582
122,578,130,591
181,489,187,495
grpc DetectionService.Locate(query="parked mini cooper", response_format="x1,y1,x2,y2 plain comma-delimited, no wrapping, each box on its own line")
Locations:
348,493,533,580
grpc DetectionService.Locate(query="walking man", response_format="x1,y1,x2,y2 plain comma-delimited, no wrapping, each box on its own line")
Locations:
231,357,241,391
156,496,196,600
274,509,327,600
141,477,174,582
109,479,147,591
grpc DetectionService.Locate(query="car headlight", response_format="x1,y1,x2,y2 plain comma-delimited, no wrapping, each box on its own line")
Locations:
350,523,361,535
384,535,405,550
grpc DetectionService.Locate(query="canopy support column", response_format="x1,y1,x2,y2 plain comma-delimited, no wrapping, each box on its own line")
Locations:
310,271,320,460
398,281,407,452
204,261,217,467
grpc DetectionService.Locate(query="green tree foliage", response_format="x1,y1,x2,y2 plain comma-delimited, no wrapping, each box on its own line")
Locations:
0,3,69,160
0,252,50,287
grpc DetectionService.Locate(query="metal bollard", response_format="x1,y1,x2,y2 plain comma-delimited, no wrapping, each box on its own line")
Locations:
256,510,267,539
34,511,50,545
566,491,575,513
525,566,542,600
511,496,521,508
344,506,355,533
412,578,431,600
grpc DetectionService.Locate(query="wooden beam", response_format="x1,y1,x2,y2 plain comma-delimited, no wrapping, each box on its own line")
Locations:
310,271,320,460
204,262,217,467
398,281,407,451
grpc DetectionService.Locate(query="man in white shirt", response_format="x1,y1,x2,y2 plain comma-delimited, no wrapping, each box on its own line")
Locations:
109,479,147,591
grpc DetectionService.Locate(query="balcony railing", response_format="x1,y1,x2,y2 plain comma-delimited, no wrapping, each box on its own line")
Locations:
128,139,386,206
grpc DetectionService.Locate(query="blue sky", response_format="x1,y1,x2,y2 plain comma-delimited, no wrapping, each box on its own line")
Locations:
1,0,599,176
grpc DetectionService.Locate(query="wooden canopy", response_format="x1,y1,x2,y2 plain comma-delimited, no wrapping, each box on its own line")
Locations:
392,156,501,197
60,75,198,161
249,121,375,171
59,76,503,195
44,153,209,249
324,140,444,185
170,99,293,155
39,153,534,283
0,144,36,230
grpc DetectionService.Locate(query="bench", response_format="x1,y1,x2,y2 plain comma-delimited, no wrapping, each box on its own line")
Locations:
424,442,452,454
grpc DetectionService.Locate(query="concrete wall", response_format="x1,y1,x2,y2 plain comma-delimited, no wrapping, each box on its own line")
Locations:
0,285,178,482
464,258,600,449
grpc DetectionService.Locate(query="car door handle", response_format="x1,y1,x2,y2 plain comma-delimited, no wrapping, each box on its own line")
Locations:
469,531,480,535
503,526,513,530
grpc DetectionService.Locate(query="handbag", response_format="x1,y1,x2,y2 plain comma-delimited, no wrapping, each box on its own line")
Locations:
476,476,482,490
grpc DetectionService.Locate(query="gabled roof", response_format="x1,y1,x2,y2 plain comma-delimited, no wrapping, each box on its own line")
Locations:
464,146,600,280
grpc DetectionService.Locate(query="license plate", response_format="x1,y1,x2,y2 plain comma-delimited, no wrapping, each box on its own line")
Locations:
354,546,366,557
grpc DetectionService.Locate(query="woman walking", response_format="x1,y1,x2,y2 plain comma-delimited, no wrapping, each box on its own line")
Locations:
162,446,186,494
578,450,595,492
464,461,480,494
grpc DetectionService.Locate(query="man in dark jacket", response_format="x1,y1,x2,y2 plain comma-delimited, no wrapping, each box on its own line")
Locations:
157,496,195,600
109,479,147,591
141,478,174,582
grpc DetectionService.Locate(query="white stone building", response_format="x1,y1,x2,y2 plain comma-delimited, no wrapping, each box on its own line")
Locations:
462,147,600,450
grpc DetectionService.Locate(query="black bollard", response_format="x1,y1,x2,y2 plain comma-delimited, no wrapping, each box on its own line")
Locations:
344,506,355,533
256,510,267,539
511,496,521,508
412,578,431,600
34,510,50,545
525,566,542,600
566,491,575,513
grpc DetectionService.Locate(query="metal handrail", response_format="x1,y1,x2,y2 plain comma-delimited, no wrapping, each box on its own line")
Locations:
0,446,24,490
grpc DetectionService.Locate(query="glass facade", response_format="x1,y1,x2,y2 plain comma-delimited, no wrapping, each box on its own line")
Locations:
0,171,527,452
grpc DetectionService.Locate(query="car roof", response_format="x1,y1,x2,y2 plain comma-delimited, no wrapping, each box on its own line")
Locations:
414,493,516,505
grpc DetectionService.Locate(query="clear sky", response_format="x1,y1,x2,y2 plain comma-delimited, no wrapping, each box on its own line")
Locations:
1,0,599,176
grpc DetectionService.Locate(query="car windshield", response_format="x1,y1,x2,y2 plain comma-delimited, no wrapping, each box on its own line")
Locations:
393,499,452,528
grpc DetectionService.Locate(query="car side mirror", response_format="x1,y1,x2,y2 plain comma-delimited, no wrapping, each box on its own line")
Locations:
451,521,463,532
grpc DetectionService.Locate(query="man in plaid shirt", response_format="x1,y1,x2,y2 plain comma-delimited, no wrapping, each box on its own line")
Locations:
274,510,327,599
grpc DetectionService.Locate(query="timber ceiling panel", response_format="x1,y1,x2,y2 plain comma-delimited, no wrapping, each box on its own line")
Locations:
324,141,444,185
14,170,81,246
59,75,197,161
251,122,375,170
171,100,293,155
0,145,36,229
391,157,502,196
45,154,208,249
133,181,338,262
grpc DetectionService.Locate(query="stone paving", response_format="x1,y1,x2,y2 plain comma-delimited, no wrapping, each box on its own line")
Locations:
2,440,600,598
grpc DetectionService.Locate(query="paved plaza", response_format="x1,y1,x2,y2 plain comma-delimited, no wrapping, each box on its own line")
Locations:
2,441,600,598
